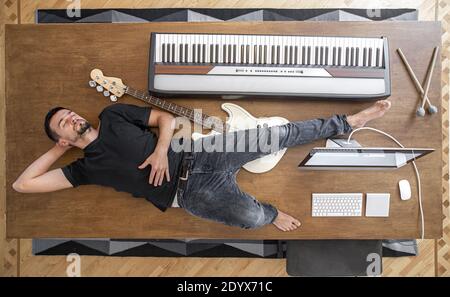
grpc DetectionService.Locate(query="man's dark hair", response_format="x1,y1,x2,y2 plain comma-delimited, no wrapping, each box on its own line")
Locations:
44,106,66,142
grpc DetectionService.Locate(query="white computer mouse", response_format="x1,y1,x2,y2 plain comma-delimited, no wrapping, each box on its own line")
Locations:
399,179,411,200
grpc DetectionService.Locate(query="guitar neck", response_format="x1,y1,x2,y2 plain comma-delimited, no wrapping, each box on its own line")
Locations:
125,87,224,133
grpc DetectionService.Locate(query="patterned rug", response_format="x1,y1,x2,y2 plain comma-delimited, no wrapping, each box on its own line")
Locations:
33,8,418,258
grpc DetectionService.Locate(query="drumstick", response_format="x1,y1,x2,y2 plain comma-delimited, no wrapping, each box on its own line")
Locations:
419,46,439,110
397,48,438,115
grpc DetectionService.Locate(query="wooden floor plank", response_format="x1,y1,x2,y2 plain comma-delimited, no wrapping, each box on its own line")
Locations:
0,0,19,277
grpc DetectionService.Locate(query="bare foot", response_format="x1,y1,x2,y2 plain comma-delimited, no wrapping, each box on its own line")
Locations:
273,209,301,232
346,100,392,129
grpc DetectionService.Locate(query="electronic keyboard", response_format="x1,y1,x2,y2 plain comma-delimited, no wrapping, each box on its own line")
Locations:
148,33,390,100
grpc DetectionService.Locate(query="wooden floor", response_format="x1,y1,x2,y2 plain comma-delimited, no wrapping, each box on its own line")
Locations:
1,0,449,276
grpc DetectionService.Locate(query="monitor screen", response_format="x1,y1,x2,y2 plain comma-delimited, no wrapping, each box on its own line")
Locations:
298,147,434,170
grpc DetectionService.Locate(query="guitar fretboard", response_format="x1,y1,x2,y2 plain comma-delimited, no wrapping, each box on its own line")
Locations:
125,86,224,133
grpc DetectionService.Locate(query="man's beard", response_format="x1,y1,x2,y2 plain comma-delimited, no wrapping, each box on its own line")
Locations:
77,121,92,136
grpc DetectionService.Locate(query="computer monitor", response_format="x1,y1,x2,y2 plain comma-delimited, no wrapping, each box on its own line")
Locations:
298,147,434,170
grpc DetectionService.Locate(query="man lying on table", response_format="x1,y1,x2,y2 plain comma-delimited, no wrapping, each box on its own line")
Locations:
13,100,391,232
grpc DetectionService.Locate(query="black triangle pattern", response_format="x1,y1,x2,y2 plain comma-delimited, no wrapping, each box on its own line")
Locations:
33,239,286,258
36,8,418,23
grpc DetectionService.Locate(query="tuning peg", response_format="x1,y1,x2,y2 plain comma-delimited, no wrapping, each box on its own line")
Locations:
103,90,110,97
110,95,117,102
96,85,104,92
88,80,97,88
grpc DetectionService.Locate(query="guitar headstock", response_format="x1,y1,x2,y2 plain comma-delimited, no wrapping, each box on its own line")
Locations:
89,69,127,102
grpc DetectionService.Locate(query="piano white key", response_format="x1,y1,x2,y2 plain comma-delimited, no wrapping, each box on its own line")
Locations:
350,38,356,66
250,36,254,64
377,39,384,67
165,34,170,63
217,35,223,63
231,35,235,63
235,35,241,64
325,37,331,66
169,34,175,63
183,34,188,63
211,35,217,63
190,34,195,63
253,35,258,64
280,36,285,64
203,34,211,64
267,36,273,64
299,37,304,64
356,38,362,67
314,37,320,65
343,38,348,66
370,39,376,67
175,34,181,63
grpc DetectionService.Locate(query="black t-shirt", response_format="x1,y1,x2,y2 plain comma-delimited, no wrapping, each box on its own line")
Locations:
61,103,183,212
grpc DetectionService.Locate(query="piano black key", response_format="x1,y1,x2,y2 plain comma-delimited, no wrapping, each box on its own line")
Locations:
325,47,329,65
368,48,372,67
285,46,289,65
294,46,298,64
355,48,360,66
302,46,306,65
337,47,342,65
223,45,227,63
382,48,385,68
215,44,219,63
162,43,166,63
210,44,214,63
166,43,171,63
277,45,281,64
264,45,268,64
320,46,324,65
246,45,250,64
376,48,380,67
192,44,196,63
350,47,354,66
253,45,258,64
259,45,263,64
307,46,311,64
172,44,176,63
202,44,206,63
345,47,350,66
185,44,189,62
228,44,232,64
319,46,325,65
271,45,276,64
314,46,319,65
240,45,245,64
180,44,184,62
233,45,237,64
363,47,367,67
197,44,201,63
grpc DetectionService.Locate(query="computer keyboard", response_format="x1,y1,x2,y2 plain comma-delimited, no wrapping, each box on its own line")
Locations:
312,193,363,217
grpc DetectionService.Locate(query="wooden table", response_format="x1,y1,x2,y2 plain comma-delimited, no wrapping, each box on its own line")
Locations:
5,21,442,239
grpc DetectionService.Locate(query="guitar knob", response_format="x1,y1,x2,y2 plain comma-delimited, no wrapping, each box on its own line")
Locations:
110,95,117,102
103,90,110,97
96,85,104,92
88,80,97,88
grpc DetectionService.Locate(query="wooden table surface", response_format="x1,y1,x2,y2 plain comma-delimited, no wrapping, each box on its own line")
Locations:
5,21,442,239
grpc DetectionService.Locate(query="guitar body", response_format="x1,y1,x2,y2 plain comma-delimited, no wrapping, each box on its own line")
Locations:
192,103,289,173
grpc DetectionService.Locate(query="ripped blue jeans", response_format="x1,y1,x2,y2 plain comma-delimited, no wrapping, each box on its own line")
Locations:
176,115,353,229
